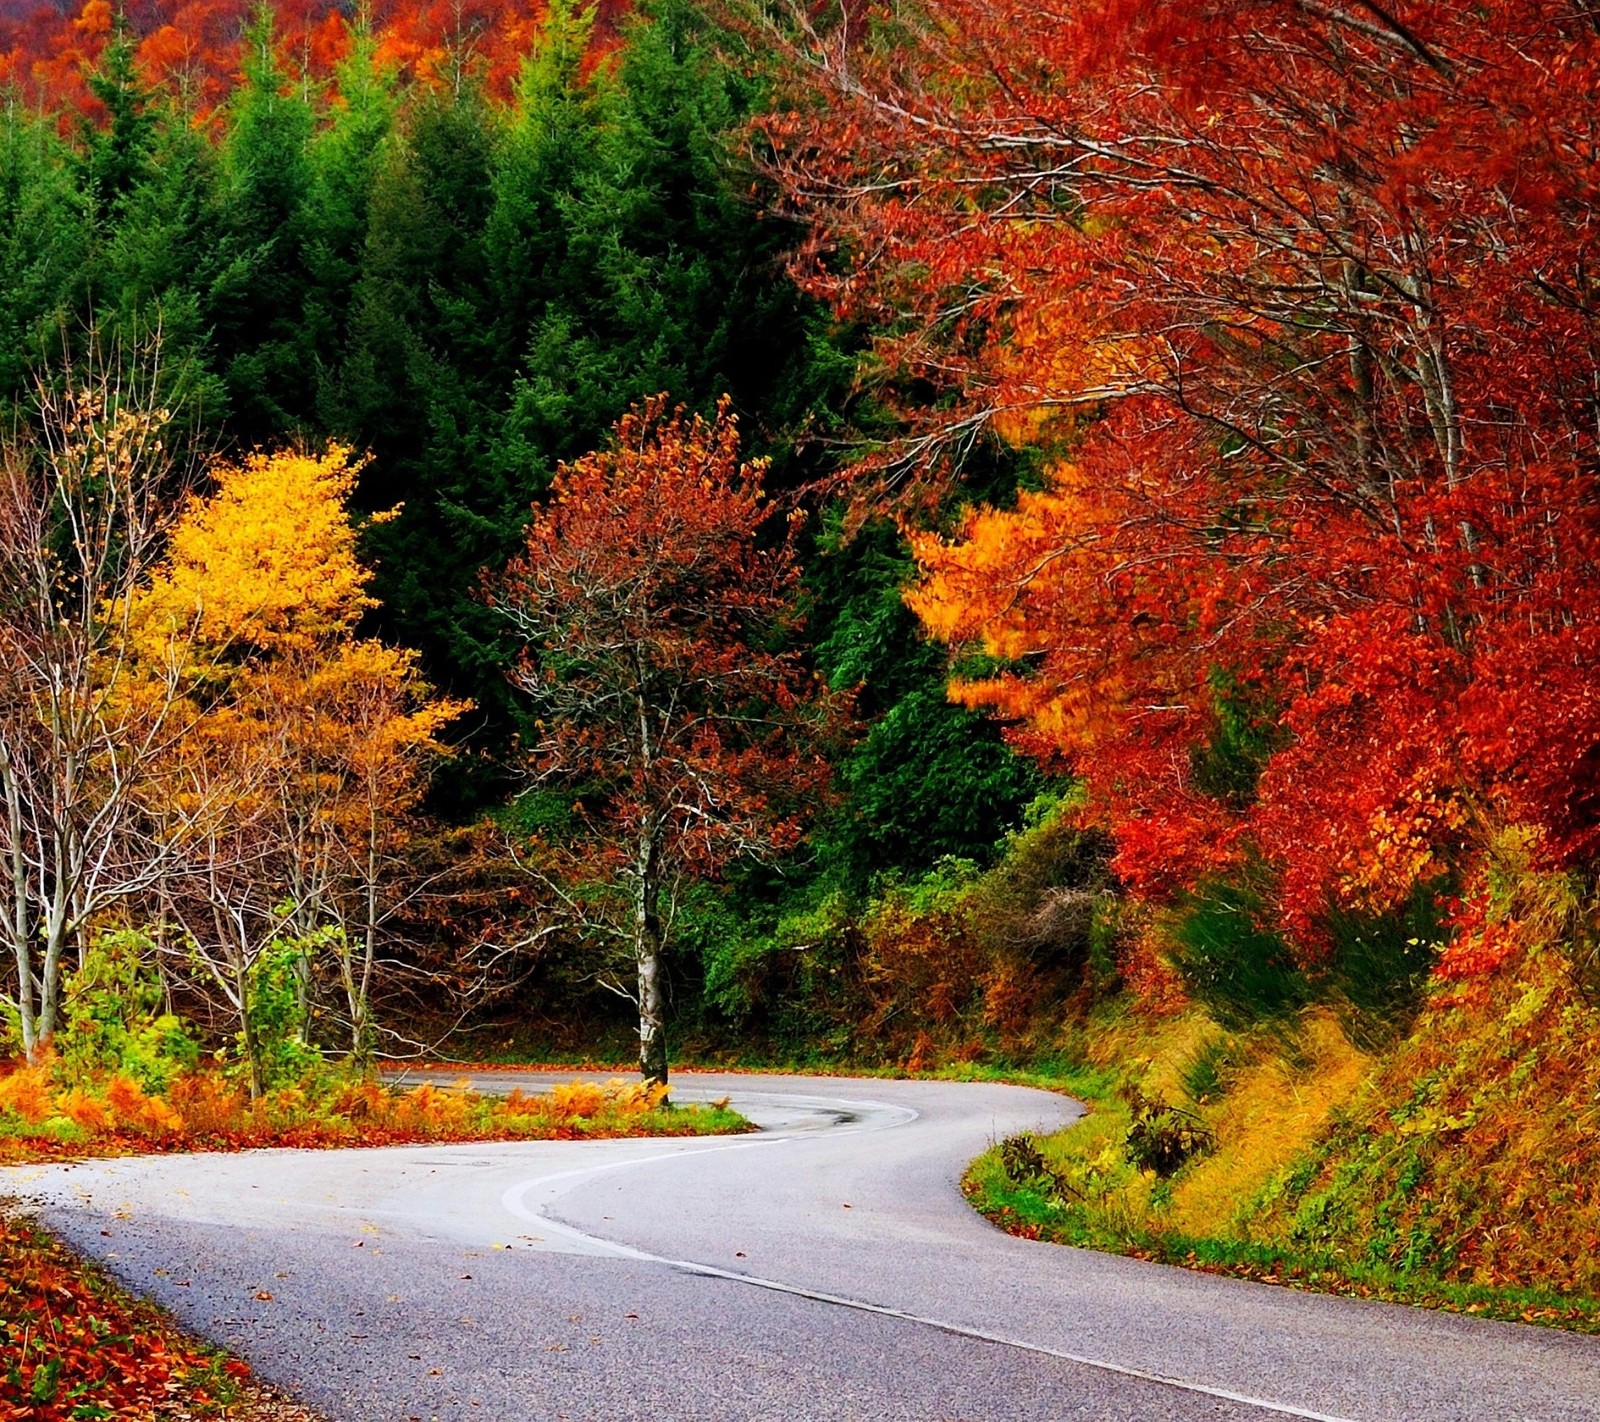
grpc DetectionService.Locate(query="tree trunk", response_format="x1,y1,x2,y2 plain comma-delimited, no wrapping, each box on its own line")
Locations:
2,746,37,1057
634,826,668,1091
237,955,265,1101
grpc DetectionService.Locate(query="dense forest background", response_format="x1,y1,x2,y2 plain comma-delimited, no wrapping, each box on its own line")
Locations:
0,0,1048,1067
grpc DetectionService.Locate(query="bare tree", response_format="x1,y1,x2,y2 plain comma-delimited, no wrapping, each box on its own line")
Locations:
0,351,192,1058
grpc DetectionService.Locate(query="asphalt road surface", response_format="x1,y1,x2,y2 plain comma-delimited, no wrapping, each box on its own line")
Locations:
5,1071,1600,1421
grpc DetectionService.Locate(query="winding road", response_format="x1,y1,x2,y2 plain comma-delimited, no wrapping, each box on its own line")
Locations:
4,1071,1599,1421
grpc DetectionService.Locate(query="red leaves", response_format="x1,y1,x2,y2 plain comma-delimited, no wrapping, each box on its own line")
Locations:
491,395,835,887
0,0,625,115
776,0,1600,960
0,1214,232,1421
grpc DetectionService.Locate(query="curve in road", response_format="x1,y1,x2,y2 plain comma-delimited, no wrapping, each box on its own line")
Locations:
3,1071,1598,1422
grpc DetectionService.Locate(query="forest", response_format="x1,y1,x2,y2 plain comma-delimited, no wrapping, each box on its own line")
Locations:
4,0,1600,1406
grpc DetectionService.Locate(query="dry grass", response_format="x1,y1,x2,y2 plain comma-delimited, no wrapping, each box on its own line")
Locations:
1169,1011,1369,1235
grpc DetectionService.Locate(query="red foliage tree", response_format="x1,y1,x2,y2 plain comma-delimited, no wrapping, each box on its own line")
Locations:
766,0,1600,958
488,396,834,1084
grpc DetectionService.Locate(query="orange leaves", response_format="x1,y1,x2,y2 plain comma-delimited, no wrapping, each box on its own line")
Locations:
0,0,636,120
103,1074,186,1136
540,1077,668,1119
52,1086,108,1132
167,1072,249,1132
906,460,1131,753
0,1062,182,1149
0,1214,233,1422
0,1063,54,1123
543,1080,608,1118
73,0,112,37
0,1061,734,1165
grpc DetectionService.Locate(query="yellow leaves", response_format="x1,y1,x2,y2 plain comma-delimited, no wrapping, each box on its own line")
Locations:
544,1080,608,1118
131,445,373,660
1334,771,1468,916
510,1078,671,1121
108,439,466,892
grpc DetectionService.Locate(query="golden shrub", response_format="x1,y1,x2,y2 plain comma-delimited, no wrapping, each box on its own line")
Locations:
0,1063,56,1123
54,1086,109,1132
546,1081,608,1119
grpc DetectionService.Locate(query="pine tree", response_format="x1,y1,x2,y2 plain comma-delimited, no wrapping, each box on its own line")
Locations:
0,104,85,400
304,10,400,426
210,6,316,443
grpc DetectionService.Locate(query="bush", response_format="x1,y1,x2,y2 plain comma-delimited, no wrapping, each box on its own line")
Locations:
0,1061,55,1123
999,1131,1068,1194
1323,878,1448,1047
1121,1084,1214,1177
243,931,330,1091
57,931,199,1092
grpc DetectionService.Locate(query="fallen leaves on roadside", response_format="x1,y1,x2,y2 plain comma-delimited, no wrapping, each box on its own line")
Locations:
0,1212,323,1420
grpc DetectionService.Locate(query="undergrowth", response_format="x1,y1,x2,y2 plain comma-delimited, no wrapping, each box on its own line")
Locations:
0,1057,748,1164
965,944,1600,1330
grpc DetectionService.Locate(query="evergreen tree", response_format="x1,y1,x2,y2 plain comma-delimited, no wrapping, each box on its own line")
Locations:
347,0,847,805
305,11,400,427
0,103,85,399
334,76,510,808
806,513,1043,886
210,7,316,443
90,92,227,420
76,19,157,223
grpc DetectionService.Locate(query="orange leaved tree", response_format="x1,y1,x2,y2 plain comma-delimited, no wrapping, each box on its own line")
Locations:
490,397,833,1086
767,0,1600,961
129,446,464,1089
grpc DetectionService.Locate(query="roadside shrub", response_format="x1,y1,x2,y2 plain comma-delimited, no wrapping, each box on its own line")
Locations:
1323,878,1448,1047
54,1086,109,1131
546,1080,608,1118
1122,1085,1213,1177
167,1073,250,1133
0,1061,55,1122
999,1131,1062,1192
862,858,988,1028
57,931,199,1092
103,1075,184,1137
244,931,329,1091
981,958,1042,1037
692,887,866,1043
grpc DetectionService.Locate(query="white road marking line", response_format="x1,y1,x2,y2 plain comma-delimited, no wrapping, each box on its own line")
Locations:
501,1138,1357,1422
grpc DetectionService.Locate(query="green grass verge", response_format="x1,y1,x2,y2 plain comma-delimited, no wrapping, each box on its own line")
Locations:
962,1110,1600,1334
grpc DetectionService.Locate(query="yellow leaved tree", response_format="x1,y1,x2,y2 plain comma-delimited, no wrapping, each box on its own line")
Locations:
129,447,466,1091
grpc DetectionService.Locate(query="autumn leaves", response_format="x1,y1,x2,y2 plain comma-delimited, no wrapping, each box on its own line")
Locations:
771,0,1600,971
0,367,460,1092
490,399,834,1084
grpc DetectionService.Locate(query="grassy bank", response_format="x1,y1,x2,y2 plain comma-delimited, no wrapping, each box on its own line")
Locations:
963,940,1600,1332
